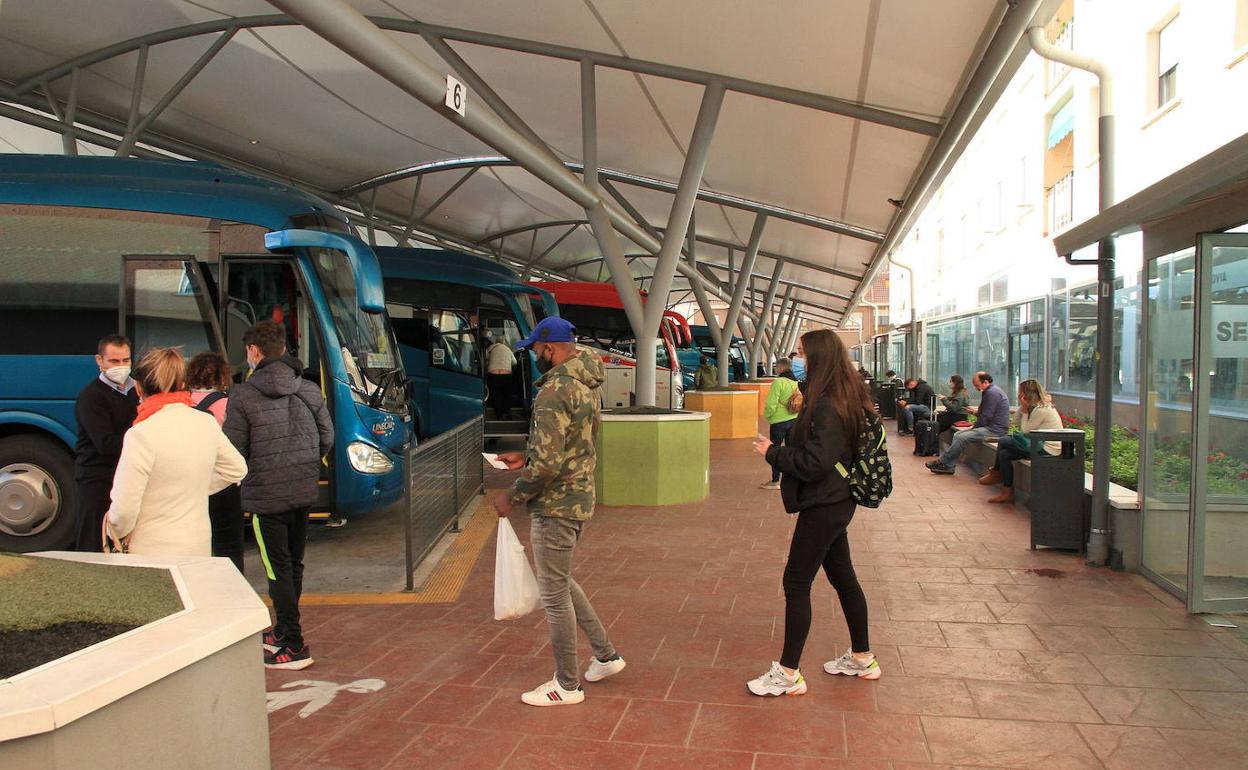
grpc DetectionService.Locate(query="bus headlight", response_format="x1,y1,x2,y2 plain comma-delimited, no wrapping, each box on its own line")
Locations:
347,441,394,474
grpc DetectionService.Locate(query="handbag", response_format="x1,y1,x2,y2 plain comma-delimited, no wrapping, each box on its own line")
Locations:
785,387,803,414
1002,432,1031,453
101,517,128,554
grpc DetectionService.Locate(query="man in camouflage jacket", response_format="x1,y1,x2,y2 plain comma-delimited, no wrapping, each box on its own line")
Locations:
495,317,624,706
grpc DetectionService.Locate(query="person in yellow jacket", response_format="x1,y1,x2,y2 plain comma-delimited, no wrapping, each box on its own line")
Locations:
760,357,801,489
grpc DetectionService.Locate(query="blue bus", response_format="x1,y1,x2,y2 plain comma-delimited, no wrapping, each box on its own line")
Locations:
377,247,557,438
678,324,750,387
0,155,411,552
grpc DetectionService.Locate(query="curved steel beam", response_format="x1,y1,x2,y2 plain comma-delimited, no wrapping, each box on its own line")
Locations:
474,218,587,245
339,156,884,244
8,15,940,135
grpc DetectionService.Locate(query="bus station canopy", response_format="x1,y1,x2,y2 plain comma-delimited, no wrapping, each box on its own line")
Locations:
0,0,1060,327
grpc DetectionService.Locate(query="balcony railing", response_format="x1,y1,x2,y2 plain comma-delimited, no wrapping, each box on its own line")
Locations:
1046,20,1074,93
1046,172,1074,235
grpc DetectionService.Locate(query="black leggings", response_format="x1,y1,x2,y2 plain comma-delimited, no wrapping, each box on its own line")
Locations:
780,498,869,669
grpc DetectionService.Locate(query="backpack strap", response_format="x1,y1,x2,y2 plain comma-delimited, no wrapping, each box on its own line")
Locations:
194,391,227,413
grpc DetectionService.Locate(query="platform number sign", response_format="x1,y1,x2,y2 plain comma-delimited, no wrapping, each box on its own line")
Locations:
445,75,467,116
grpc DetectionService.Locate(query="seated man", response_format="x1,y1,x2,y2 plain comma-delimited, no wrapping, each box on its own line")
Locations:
896,377,935,436
927,371,1009,475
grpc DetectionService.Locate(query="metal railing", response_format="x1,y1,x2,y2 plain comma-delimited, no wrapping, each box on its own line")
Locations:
1046,172,1074,235
1046,19,1074,93
403,415,485,589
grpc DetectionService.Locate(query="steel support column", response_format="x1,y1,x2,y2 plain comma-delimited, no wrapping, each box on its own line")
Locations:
750,261,785,375
581,59,645,335
716,214,765,385
635,81,725,405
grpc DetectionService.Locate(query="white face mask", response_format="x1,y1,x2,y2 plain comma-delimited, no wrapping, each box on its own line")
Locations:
104,365,131,386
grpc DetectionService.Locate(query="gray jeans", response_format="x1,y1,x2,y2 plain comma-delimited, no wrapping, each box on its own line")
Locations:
938,426,995,467
530,516,615,690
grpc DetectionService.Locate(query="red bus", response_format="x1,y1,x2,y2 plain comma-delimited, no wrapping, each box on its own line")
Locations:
529,282,690,409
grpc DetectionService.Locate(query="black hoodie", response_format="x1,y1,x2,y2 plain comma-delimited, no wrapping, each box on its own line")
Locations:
906,380,935,410
223,355,334,515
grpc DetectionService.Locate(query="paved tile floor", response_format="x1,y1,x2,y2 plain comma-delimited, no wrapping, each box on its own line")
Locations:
265,433,1248,770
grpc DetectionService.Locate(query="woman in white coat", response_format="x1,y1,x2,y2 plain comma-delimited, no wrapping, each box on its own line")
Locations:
106,347,248,556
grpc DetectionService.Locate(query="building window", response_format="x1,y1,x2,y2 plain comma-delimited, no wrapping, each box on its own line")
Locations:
1157,15,1179,108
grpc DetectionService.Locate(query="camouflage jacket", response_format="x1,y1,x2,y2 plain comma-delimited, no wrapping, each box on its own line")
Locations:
507,348,605,520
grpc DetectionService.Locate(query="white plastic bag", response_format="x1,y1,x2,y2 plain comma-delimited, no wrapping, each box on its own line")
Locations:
494,518,541,620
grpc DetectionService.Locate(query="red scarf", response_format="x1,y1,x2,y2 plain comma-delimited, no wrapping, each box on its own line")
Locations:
133,391,193,425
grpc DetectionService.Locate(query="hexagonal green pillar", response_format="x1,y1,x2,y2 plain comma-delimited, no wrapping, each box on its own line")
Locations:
595,411,710,506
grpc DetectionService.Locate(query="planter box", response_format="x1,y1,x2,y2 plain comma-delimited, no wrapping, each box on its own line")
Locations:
684,389,758,439
1,553,271,769
729,379,774,416
596,411,710,506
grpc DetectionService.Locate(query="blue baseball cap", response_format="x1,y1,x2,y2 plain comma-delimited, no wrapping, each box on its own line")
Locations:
515,316,577,349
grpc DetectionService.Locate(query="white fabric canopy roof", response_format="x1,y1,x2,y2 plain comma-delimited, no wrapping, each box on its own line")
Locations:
0,0,1058,325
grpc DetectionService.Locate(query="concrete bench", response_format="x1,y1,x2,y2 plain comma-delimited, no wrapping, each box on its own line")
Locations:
937,427,1144,567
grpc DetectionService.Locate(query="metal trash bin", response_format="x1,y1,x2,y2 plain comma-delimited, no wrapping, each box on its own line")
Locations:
1026,428,1087,551
876,383,898,418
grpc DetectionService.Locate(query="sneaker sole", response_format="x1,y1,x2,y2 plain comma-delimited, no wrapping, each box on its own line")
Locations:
824,667,882,680
265,657,314,671
520,693,585,707
584,659,626,682
747,681,808,697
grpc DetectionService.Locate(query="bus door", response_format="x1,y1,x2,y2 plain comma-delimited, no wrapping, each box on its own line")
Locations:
218,256,331,513
479,293,529,435
122,256,225,356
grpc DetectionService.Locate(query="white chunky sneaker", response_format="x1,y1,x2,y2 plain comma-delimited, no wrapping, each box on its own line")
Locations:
585,655,627,682
747,661,807,697
823,650,882,679
520,676,586,707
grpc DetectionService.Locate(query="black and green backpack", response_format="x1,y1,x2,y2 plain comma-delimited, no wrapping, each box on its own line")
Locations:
834,411,893,508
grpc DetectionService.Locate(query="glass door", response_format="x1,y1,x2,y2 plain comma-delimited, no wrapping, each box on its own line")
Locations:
1140,247,1195,597
1189,233,1248,612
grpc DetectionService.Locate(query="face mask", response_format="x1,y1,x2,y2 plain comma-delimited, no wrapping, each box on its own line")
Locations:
104,365,131,386
790,357,807,381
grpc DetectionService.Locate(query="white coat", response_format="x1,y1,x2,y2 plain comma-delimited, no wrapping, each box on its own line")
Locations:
107,403,248,556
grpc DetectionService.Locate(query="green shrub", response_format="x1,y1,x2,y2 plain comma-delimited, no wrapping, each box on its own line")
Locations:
1060,415,1248,496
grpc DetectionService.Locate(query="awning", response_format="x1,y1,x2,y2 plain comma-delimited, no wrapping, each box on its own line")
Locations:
1046,99,1075,149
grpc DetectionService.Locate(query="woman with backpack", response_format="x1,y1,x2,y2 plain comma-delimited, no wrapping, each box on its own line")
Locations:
188,351,246,571
747,329,880,697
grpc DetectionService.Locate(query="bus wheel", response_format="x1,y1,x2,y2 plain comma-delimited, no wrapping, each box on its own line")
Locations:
0,435,78,552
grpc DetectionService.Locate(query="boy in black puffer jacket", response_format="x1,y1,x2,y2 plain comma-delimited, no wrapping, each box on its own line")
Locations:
224,320,333,670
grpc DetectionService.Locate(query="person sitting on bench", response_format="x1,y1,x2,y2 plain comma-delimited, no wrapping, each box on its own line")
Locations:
927,371,1009,475
979,379,1062,503
896,377,935,436
936,375,970,432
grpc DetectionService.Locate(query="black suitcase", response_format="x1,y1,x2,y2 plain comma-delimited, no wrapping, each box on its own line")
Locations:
914,419,940,456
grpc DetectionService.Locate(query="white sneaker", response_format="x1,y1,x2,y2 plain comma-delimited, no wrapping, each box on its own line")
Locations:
823,650,882,679
759,480,781,490
520,675,586,707
746,661,807,697
585,655,626,682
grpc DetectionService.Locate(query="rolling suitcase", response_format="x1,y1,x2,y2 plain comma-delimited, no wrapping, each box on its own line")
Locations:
913,419,940,456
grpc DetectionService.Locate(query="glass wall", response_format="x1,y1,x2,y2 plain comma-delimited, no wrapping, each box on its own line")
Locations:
924,307,1009,403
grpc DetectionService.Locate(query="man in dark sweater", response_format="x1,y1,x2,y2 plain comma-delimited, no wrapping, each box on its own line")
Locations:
896,378,936,436
224,320,333,671
73,335,139,551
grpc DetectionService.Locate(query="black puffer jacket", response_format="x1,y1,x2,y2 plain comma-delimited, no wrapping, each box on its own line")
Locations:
223,356,334,515
765,397,853,513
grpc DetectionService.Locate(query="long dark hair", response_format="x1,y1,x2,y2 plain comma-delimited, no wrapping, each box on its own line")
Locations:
949,374,966,396
795,329,873,439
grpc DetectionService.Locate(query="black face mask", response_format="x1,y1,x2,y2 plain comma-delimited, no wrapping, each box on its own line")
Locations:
535,348,553,374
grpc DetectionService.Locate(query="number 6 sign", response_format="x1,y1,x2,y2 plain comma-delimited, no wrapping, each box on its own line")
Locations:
445,74,467,116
